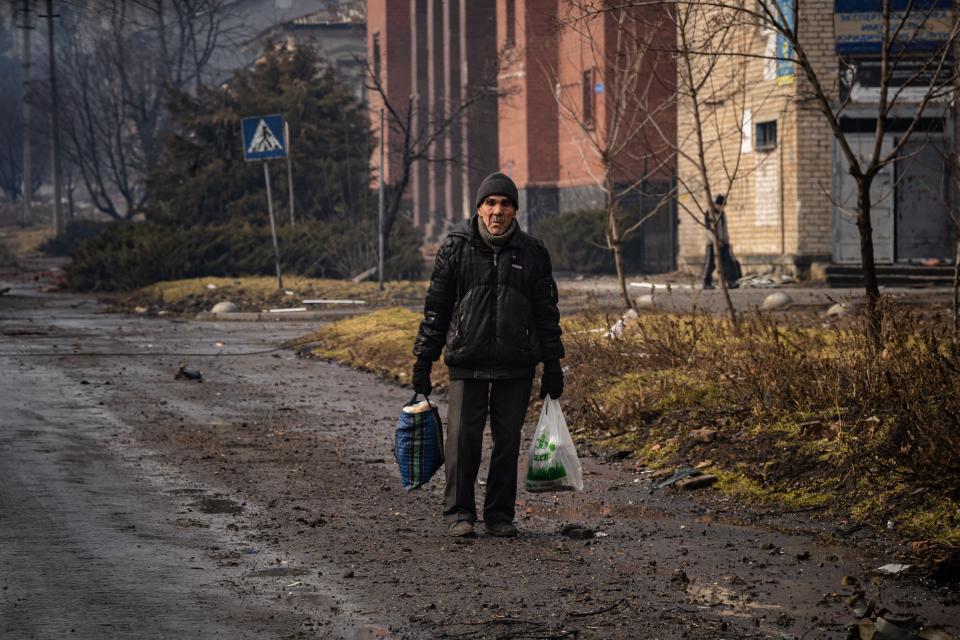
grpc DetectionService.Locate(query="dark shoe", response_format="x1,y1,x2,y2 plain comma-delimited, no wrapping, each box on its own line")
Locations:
486,521,518,537
447,521,475,538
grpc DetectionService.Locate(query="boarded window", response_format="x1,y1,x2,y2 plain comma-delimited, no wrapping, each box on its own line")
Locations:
582,68,596,129
373,32,382,81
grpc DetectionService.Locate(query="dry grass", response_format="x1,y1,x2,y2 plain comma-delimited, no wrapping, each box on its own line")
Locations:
295,304,960,559
107,276,429,315
0,225,55,261
290,308,447,389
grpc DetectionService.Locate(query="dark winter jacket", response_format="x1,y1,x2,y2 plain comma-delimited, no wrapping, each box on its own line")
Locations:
413,215,564,380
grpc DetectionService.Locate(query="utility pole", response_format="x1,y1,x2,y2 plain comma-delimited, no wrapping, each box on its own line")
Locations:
44,0,63,234
19,0,32,227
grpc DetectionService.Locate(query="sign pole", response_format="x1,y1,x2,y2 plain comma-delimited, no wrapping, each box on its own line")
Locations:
285,120,294,227
263,161,283,290
378,108,385,291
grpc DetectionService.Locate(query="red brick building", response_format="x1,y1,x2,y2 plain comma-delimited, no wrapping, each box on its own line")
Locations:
368,0,677,270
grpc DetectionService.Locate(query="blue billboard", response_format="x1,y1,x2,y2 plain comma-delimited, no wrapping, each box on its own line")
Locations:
835,0,953,56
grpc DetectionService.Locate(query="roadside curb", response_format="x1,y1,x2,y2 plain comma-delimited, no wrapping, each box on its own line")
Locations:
195,309,369,322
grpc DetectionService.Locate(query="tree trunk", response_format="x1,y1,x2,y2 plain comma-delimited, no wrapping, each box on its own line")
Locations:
712,228,739,331
612,237,632,311
606,183,633,311
954,236,960,335
855,177,883,349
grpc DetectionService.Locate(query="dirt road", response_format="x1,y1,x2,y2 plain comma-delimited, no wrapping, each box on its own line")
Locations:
1,282,957,639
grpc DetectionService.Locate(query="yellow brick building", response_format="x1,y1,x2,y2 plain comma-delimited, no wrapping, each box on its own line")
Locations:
677,0,956,276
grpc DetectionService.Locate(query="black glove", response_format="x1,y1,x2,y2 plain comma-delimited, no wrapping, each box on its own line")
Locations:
412,357,433,396
539,360,564,399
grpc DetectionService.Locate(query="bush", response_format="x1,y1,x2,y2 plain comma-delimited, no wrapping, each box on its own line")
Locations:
536,209,647,274
39,219,110,256
64,215,423,291
562,306,960,495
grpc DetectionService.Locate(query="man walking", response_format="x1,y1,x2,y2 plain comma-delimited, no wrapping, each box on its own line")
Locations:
412,172,565,538
702,194,740,289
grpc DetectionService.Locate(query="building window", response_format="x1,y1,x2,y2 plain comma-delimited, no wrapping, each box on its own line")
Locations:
755,120,777,151
372,32,382,81
505,0,515,47
582,68,596,129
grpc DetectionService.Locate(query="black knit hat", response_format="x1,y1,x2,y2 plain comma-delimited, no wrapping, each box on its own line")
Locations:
475,172,519,210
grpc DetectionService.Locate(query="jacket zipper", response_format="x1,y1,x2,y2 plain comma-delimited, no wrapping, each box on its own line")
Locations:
492,250,499,346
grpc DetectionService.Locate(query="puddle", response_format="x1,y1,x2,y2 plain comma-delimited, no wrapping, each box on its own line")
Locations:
248,566,308,578
167,488,206,495
190,496,243,515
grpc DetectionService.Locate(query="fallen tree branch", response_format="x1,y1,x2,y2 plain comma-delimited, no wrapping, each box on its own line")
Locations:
565,598,626,618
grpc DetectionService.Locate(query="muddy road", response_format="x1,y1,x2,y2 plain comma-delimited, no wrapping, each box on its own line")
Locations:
1,283,958,640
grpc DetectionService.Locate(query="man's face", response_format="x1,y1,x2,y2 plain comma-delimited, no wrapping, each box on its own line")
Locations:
478,195,517,236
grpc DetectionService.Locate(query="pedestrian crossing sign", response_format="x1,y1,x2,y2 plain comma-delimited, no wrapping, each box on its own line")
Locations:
241,115,287,161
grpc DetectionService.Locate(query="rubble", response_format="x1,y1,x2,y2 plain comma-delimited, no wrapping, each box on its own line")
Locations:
211,301,238,314
826,302,851,318
761,292,793,310
689,428,717,444
175,365,203,382
674,474,718,490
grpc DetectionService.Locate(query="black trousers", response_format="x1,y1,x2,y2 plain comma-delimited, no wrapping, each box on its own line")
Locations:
703,242,736,287
444,378,533,525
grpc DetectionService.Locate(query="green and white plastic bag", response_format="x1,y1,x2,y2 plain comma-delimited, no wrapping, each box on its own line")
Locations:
524,397,583,492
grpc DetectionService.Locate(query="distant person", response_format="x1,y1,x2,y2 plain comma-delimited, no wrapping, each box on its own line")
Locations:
411,172,565,538
702,194,740,289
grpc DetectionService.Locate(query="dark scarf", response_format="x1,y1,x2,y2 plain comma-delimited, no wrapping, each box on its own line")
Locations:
478,217,517,252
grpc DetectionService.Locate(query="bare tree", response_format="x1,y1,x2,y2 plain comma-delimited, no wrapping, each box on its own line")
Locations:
589,0,960,345
52,0,244,220
751,0,959,346
363,51,511,252
551,2,675,310
0,23,48,207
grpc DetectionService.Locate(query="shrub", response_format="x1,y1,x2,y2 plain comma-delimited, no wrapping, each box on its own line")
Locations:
536,209,647,274
64,215,423,291
39,219,110,256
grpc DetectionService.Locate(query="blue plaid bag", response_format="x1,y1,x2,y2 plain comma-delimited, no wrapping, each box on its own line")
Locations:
395,393,445,491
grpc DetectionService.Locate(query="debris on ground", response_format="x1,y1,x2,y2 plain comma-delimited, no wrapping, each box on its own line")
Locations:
847,615,955,640
606,308,639,338
874,563,912,575
629,281,694,291
635,294,655,309
350,266,376,283
302,299,367,305
842,578,956,640
826,302,851,318
651,466,701,490
689,428,717,444
560,524,595,540
674,474,718,490
737,273,796,288
761,292,794,310
267,307,307,313
175,365,203,382
834,523,865,538
211,301,238,314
